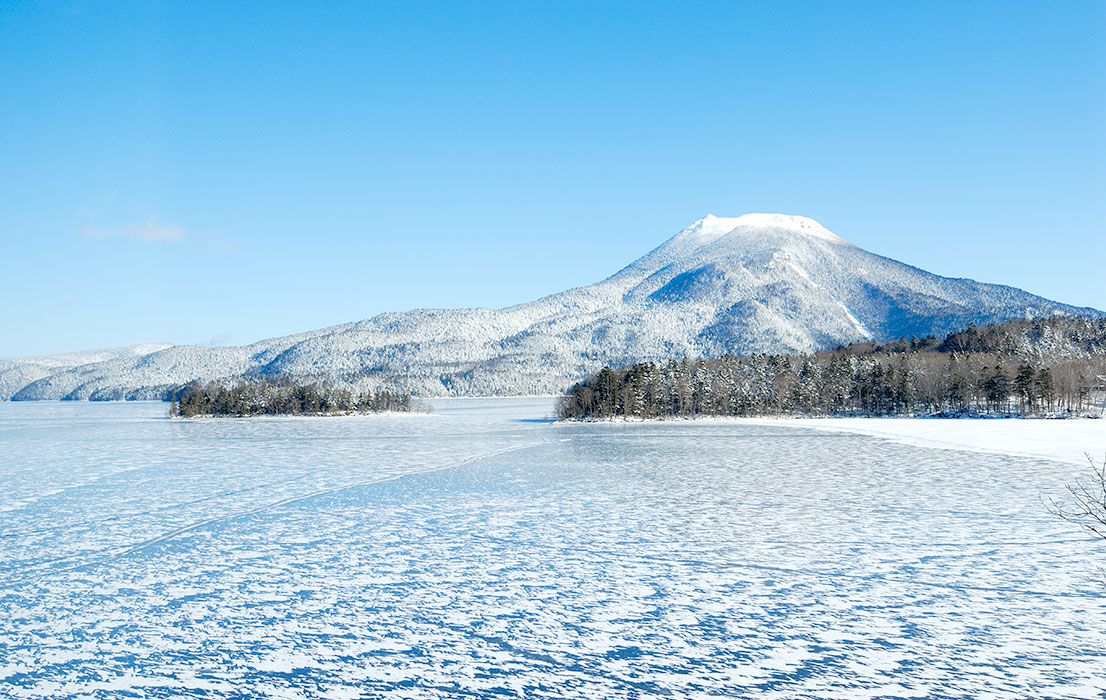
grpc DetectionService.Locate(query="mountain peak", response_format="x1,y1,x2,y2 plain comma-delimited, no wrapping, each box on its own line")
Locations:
625,212,850,279
690,213,845,244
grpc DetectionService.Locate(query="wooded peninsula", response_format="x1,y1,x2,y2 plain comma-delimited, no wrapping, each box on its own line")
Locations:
559,316,1106,420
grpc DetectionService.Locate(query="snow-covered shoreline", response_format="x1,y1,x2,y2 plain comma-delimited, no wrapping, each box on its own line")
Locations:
557,408,1106,466
733,415,1106,466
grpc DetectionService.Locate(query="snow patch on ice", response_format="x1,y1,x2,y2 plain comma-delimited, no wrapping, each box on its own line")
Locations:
738,415,1106,466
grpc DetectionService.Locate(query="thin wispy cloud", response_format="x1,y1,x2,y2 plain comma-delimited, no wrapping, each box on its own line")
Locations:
76,198,240,253
195,238,241,255
82,217,186,243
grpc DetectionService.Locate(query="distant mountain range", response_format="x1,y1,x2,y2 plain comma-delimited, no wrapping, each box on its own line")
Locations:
3,213,1101,400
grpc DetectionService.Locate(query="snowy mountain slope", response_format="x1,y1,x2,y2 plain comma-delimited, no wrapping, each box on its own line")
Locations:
1,325,351,400
5,214,1101,399
0,344,173,400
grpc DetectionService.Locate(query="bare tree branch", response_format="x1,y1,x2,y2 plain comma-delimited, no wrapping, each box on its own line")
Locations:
1048,452,1106,542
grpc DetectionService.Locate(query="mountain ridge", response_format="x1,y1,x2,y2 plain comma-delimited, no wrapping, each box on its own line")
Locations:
3,214,1101,400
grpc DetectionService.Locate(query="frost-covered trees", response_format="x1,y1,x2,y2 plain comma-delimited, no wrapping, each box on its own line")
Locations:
559,318,1106,420
170,379,411,417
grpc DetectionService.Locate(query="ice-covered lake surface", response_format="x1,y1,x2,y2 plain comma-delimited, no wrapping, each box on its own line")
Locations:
1,398,1104,699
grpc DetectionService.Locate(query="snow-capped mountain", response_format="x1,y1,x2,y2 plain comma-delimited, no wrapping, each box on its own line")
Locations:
3,214,1100,400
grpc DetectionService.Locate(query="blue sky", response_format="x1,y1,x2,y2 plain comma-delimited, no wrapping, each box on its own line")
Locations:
1,1,1103,356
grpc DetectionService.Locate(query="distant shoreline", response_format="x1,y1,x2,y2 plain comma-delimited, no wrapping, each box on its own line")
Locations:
557,411,1106,467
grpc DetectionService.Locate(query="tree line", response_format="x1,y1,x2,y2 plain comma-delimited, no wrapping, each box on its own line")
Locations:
169,379,412,417
560,317,1106,420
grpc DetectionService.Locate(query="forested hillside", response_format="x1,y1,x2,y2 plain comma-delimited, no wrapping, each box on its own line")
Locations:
560,316,1106,420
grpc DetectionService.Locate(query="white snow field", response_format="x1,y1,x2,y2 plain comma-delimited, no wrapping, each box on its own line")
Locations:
1,399,1105,698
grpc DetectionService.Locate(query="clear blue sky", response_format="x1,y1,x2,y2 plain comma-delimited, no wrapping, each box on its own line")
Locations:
2,1,1104,357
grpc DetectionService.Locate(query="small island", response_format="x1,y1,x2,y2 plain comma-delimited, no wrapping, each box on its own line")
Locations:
560,316,1106,420
169,380,411,417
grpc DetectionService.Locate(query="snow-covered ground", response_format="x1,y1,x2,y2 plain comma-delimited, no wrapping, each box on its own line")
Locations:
1,398,1104,698
738,416,1106,466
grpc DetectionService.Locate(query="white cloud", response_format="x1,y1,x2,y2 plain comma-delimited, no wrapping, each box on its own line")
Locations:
82,217,186,243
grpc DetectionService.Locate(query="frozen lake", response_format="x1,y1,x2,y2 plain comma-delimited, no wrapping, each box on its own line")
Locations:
1,398,1104,698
